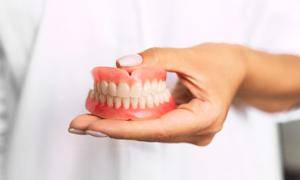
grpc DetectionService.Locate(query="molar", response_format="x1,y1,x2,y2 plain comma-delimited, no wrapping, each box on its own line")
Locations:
158,80,166,92
159,93,165,104
163,90,171,102
153,95,160,106
89,89,95,100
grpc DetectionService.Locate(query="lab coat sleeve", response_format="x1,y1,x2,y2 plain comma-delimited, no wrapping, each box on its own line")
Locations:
0,0,44,177
0,46,7,176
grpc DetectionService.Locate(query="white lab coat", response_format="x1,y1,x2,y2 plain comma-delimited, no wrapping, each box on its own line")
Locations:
1,0,300,180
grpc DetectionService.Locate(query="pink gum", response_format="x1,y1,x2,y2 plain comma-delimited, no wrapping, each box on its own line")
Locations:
92,67,166,85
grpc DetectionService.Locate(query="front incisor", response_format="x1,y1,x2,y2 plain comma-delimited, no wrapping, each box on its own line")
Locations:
146,95,154,108
130,82,142,97
117,82,130,97
123,97,130,109
143,81,151,96
139,97,146,109
131,97,139,109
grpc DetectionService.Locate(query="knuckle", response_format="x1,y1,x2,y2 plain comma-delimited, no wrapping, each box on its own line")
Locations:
144,47,163,63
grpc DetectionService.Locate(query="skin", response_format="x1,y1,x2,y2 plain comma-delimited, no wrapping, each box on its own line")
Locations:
69,43,300,146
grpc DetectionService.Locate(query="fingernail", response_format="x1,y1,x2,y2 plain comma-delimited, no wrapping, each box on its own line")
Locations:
117,54,143,67
69,128,85,135
86,130,108,137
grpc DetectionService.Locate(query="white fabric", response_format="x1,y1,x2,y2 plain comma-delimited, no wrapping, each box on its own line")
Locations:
2,0,300,179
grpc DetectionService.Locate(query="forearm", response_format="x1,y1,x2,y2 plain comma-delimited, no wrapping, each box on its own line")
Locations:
238,47,300,111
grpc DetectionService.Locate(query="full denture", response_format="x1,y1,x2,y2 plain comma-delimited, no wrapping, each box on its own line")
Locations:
86,67,176,120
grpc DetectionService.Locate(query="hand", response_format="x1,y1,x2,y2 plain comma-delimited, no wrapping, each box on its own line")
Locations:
69,43,248,146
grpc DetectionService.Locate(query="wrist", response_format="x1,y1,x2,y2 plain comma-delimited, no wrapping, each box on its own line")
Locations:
236,46,300,111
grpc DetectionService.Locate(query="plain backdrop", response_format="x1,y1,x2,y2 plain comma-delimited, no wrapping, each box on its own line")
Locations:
1,0,300,180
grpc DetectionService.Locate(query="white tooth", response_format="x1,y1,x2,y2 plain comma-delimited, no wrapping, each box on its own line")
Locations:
159,93,165,104
107,96,114,107
157,80,163,92
123,98,130,109
88,89,95,100
130,82,142,97
131,97,139,109
143,81,151,96
108,82,117,96
146,95,154,108
151,80,158,94
162,82,167,91
139,97,146,109
99,94,106,104
95,92,100,101
163,90,170,102
100,81,109,95
154,95,160,106
114,97,122,109
94,83,98,92
117,82,130,97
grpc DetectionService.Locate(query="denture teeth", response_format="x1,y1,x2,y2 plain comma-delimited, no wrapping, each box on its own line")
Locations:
154,95,160,106
89,89,95,100
94,83,98,93
95,92,100,101
99,94,106,104
100,81,108,95
131,97,139,109
114,97,122,109
107,95,114,107
92,80,170,109
123,97,130,109
139,96,146,109
143,80,151,96
157,80,162,92
130,82,142,97
151,80,158,94
117,82,130,97
159,94,165,104
163,90,170,102
146,95,154,108
108,82,117,96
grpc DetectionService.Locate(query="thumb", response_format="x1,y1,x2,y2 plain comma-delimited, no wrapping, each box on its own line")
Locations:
116,47,185,73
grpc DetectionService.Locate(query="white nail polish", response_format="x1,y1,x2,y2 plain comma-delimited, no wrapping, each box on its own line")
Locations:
86,130,108,137
117,54,143,67
69,128,85,135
